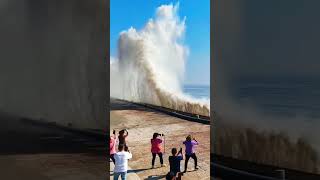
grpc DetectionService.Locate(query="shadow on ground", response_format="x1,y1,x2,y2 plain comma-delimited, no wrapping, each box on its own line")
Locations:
128,168,152,173
144,175,166,180
110,168,151,176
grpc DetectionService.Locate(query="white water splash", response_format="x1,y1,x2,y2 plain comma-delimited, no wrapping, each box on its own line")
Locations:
110,3,209,116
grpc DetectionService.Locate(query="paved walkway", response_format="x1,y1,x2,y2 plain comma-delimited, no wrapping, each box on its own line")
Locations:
110,99,210,180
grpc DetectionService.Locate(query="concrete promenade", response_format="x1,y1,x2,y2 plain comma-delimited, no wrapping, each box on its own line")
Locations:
110,99,210,180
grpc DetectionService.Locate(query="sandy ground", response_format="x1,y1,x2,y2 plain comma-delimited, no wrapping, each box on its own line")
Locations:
110,100,210,180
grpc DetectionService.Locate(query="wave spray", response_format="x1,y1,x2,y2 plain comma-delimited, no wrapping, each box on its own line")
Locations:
110,3,209,116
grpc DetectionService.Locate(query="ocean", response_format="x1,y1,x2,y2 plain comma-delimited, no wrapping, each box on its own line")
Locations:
231,77,320,119
110,4,209,116
183,85,210,100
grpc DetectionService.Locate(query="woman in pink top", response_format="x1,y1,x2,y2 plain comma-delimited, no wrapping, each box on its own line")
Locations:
110,129,117,164
151,133,165,168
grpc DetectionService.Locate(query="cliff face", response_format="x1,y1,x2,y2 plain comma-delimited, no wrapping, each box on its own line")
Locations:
0,0,107,129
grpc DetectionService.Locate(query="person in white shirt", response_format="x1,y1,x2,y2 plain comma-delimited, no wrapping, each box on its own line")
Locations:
114,144,132,180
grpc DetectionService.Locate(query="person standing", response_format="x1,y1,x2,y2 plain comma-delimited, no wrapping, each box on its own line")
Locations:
113,144,132,180
151,133,166,168
118,129,129,147
110,129,117,164
183,135,199,173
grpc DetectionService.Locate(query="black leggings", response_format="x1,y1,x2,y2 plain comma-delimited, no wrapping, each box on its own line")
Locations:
152,153,163,166
110,154,115,164
184,153,197,171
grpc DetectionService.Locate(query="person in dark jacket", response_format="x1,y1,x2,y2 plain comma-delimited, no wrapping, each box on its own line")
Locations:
118,129,128,147
167,147,183,180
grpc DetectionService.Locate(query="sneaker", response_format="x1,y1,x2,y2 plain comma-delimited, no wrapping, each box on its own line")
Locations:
161,164,166,167
195,167,199,170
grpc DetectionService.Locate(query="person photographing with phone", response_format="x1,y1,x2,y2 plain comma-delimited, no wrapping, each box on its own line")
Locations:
167,147,184,180
183,135,199,173
113,144,132,180
118,129,128,145
118,129,129,148
151,133,166,168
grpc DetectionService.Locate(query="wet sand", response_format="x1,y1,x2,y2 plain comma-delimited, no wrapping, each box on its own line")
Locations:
110,99,210,180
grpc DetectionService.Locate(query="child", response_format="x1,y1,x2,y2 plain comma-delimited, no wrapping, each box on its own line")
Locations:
151,133,165,168
183,135,199,173
110,129,117,164
168,148,183,179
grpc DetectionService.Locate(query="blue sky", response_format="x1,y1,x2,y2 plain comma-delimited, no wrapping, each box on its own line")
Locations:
110,0,210,85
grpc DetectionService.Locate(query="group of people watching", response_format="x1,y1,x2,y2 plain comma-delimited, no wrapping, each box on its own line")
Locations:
110,129,199,180
110,129,131,180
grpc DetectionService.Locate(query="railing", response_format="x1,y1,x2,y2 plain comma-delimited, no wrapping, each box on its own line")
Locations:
113,98,210,124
